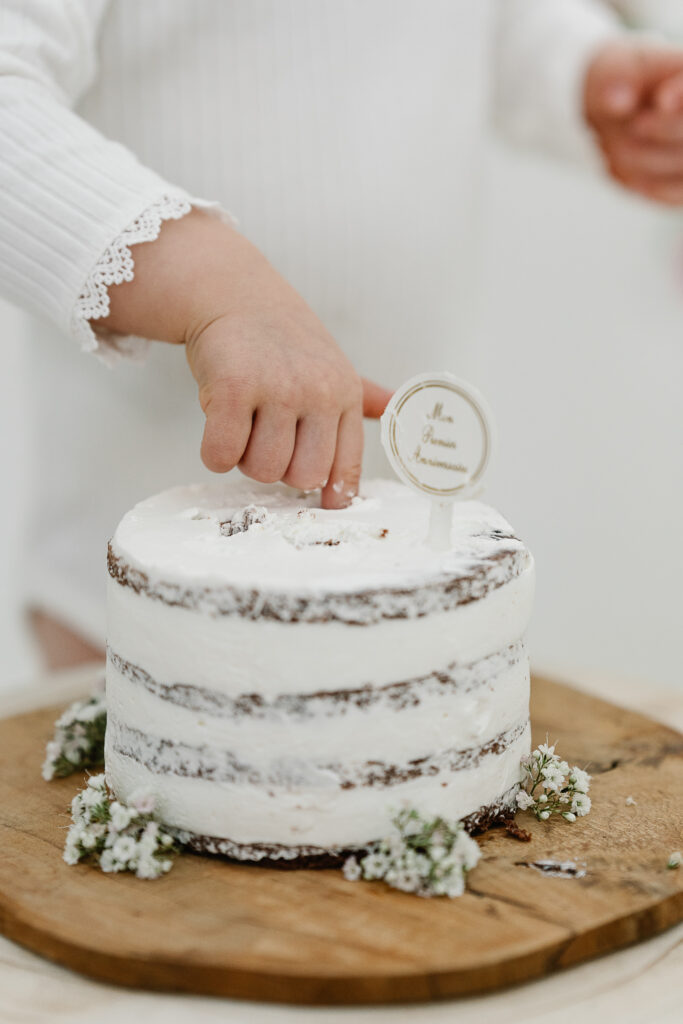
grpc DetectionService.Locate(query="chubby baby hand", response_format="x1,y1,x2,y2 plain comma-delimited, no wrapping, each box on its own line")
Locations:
98,209,392,508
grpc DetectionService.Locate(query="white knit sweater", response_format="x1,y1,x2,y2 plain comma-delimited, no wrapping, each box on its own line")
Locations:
0,0,631,642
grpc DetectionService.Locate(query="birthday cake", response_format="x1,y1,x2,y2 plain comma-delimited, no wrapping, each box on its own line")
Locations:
104,479,535,865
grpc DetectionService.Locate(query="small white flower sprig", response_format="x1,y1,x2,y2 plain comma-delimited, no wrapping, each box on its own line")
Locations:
516,742,592,823
343,807,481,898
64,773,179,879
42,695,107,780
667,851,681,870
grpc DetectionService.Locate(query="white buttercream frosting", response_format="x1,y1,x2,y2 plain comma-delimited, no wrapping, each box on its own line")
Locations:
106,568,534,692
110,478,530,594
105,643,529,764
105,725,531,851
105,478,535,855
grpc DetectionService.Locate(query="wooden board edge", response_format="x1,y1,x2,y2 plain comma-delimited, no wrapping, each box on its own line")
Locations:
1,887,682,1005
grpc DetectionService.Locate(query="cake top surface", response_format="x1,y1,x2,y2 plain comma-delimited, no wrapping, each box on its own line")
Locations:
110,479,530,595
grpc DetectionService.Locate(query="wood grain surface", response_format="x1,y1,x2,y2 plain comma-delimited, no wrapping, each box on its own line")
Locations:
0,676,681,1006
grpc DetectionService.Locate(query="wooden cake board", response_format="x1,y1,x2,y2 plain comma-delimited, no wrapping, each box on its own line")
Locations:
0,676,681,1006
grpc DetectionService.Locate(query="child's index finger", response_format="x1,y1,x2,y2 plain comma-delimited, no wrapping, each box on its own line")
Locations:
321,409,364,511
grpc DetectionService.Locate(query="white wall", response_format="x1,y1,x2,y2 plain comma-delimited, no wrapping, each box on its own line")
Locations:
475,141,683,690
0,300,39,687
0,142,681,691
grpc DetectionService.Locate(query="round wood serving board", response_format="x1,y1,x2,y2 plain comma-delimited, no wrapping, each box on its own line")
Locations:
0,676,681,1006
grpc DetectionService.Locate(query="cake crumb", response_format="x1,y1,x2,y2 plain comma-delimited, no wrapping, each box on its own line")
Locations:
219,505,267,537
517,859,586,879
505,820,531,842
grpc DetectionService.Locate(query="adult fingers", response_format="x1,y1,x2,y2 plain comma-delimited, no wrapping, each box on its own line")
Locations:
584,44,643,125
631,110,683,143
654,68,683,113
609,165,683,205
239,405,297,483
605,134,683,178
629,178,683,205
282,415,338,491
361,378,393,418
321,407,364,510
586,45,683,126
200,379,254,473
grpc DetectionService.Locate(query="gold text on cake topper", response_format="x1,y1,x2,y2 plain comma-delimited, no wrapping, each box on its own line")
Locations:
412,402,468,474
384,377,492,499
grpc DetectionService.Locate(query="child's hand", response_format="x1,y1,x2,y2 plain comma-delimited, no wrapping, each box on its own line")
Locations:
99,210,392,508
585,41,683,205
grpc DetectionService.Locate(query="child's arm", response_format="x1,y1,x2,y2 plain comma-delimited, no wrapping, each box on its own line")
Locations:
99,209,391,508
0,1,390,506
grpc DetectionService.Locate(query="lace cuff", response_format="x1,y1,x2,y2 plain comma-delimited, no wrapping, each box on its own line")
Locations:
70,193,197,366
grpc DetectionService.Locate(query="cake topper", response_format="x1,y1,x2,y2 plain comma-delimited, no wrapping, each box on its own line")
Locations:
380,371,496,549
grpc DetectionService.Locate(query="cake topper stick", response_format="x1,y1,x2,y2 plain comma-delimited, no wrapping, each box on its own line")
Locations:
380,372,496,550
428,500,454,550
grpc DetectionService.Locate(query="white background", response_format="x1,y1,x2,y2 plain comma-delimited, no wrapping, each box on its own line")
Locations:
1,139,681,692
477,142,683,692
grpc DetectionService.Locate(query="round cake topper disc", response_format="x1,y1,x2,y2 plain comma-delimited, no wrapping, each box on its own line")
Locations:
381,371,496,549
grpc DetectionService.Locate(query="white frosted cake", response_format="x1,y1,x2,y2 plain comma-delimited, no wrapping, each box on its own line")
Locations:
105,479,535,864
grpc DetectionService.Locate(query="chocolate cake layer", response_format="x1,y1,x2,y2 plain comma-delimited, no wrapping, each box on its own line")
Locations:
173,785,520,867
107,717,528,789
107,641,524,720
107,541,530,624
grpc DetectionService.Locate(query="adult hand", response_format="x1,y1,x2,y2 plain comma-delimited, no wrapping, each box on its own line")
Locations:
585,41,683,204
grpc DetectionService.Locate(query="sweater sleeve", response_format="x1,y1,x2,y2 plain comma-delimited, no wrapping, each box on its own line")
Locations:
493,0,626,163
0,0,223,364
